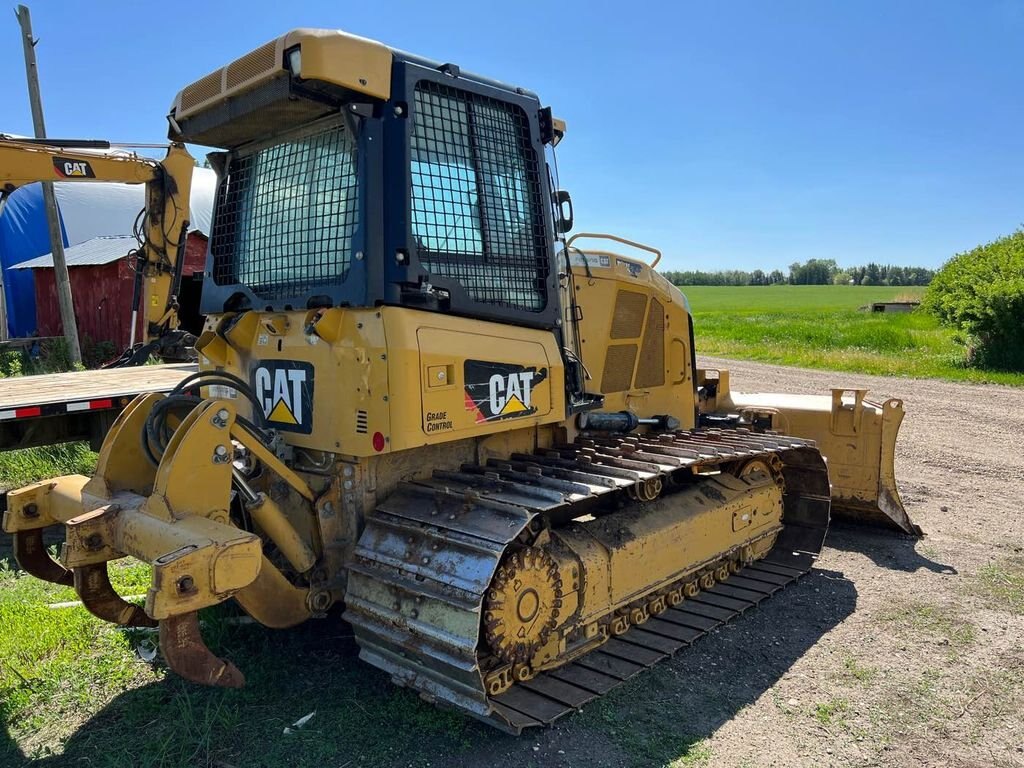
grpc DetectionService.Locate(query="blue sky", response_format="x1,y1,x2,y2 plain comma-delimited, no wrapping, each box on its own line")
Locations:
2,1,1021,272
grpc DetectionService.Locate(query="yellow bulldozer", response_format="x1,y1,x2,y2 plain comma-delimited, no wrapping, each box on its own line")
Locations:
1,28,918,732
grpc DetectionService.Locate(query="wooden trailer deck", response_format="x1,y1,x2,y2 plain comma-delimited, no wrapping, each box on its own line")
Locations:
0,363,196,452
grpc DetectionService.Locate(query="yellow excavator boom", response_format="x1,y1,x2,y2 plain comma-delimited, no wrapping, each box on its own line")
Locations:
0,136,196,364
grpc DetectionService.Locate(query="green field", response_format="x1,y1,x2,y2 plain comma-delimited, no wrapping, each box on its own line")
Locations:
681,285,1023,385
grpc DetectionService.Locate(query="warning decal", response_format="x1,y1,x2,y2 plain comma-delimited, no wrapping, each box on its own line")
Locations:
252,360,315,434
464,360,547,424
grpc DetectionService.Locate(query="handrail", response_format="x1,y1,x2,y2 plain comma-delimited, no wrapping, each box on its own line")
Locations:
565,232,663,269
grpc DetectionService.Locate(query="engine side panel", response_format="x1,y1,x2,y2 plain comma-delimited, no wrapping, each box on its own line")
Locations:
569,252,696,427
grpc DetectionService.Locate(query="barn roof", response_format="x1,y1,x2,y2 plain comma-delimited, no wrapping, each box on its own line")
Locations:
17,235,144,269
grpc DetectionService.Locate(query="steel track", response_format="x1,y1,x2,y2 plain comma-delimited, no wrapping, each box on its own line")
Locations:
344,428,831,733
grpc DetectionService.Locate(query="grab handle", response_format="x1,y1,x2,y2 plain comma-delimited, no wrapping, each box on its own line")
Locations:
565,232,662,269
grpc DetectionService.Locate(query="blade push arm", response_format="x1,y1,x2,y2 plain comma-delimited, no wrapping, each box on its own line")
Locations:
0,137,196,361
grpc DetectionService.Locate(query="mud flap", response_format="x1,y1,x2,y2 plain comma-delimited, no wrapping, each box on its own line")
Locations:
699,370,921,536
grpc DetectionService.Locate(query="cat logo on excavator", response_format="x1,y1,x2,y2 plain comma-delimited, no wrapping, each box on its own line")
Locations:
52,157,95,178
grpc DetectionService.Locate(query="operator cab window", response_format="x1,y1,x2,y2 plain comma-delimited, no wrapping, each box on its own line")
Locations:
410,81,548,312
210,117,359,302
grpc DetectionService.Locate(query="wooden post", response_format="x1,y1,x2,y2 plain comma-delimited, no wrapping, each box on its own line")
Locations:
15,4,82,366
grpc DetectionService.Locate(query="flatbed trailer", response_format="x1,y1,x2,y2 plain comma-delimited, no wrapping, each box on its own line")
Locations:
0,363,196,452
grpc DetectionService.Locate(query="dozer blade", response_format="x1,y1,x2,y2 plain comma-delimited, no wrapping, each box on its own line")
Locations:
699,370,921,536
159,612,245,688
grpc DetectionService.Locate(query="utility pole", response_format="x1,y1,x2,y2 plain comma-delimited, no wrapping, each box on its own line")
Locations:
15,4,82,366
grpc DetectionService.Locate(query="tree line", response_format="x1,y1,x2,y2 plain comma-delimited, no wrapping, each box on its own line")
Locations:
663,259,935,287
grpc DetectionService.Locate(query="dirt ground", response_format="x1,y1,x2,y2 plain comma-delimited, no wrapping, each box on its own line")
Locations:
680,356,1024,767
4,357,1023,767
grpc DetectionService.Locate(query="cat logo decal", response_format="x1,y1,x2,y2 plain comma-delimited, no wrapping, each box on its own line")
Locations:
252,361,315,434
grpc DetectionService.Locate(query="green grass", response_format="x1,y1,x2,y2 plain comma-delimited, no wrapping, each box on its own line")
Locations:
0,559,479,766
0,559,154,750
0,442,97,491
813,698,850,728
842,657,877,684
973,558,1024,615
0,350,100,491
877,600,977,652
585,688,713,767
681,285,1024,385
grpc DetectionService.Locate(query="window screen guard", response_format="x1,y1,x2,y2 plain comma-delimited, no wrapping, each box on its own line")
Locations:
210,117,359,302
410,81,549,312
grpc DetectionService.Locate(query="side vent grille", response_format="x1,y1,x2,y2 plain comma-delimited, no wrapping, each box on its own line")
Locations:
601,344,638,393
610,290,648,339
356,410,369,434
175,36,285,121
635,297,666,388
226,40,277,89
180,70,223,113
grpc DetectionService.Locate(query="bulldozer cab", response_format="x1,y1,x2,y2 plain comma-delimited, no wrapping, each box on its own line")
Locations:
172,32,565,334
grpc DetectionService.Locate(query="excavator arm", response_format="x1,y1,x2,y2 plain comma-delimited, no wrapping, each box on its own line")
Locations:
0,136,196,365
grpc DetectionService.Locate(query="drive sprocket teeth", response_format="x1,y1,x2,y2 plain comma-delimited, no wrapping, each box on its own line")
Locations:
483,547,563,664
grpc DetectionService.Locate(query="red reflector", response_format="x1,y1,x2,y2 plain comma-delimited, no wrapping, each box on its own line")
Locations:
15,407,41,418
89,399,113,410
372,431,386,452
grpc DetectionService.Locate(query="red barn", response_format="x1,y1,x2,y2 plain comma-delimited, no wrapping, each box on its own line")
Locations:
18,232,208,352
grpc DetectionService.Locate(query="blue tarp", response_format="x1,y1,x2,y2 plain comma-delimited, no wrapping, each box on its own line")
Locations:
0,185,70,337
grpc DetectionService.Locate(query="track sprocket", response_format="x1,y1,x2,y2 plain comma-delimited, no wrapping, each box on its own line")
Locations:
483,548,563,664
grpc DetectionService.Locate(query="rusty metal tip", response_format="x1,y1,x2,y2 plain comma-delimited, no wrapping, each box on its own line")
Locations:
159,613,246,689
12,529,74,586
74,562,157,627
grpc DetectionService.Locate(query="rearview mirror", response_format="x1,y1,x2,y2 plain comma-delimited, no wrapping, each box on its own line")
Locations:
555,189,573,234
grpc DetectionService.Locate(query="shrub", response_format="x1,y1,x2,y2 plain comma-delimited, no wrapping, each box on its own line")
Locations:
82,336,117,369
923,229,1024,370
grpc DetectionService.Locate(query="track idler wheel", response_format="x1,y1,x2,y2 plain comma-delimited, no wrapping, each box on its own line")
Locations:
159,612,245,688
74,563,156,628
12,529,72,586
